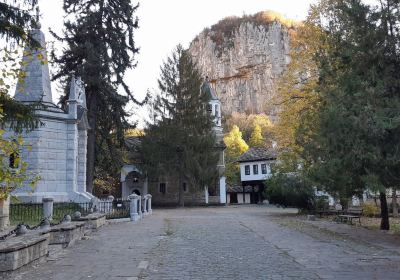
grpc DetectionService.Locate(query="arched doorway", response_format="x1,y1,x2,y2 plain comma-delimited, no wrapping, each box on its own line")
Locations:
132,189,141,195
120,165,148,199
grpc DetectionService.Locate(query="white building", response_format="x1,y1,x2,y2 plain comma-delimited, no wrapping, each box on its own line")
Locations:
228,147,276,204
6,21,94,203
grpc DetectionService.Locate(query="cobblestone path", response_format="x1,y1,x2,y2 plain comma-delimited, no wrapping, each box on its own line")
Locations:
7,206,400,280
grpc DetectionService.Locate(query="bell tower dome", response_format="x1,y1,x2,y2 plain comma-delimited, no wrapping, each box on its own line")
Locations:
201,77,223,135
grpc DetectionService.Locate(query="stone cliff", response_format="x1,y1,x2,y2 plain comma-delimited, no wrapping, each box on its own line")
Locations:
189,11,296,118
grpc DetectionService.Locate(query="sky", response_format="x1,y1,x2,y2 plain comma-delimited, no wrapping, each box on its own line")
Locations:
38,0,320,126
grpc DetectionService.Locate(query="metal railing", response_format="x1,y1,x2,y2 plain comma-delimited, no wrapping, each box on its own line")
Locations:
10,199,130,225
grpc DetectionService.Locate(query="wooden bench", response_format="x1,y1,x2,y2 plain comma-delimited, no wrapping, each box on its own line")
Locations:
315,208,344,217
337,208,363,225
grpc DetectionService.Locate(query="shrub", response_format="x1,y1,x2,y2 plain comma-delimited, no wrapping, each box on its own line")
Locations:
362,203,380,217
314,196,330,211
264,174,315,210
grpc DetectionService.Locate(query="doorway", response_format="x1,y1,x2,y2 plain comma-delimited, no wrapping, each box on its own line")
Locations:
230,193,238,204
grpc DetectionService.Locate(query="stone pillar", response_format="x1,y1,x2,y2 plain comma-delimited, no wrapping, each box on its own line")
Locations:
42,197,54,221
0,196,10,231
147,194,152,214
219,177,226,204
106,195,114,214
138,196,142,219
66,123,79,194
143,177,149,196
77,129,87,193
142,196,148,216
128,194,140,222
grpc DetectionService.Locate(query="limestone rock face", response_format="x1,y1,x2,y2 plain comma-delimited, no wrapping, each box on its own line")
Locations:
189,14,292,117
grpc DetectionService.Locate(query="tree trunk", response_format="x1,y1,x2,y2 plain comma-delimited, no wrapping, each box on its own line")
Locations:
86,94,98,194
392,187,398,218
380,191,390,230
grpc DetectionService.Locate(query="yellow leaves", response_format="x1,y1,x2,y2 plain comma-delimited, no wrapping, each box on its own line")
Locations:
273,20,325,157
0,130,38,196
125,128,144,137
224,125,249,158
249,124,265,147
256,11,299,29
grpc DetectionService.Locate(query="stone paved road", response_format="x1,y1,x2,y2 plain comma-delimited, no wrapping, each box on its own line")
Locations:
6,206,400,280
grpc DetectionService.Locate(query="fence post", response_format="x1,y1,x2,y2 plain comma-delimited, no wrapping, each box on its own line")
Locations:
107,195,114,213
42,197,54,221
0,196,10,231
128,194,140,222
138,196,142,219
142,196,148,216
147,194,152,215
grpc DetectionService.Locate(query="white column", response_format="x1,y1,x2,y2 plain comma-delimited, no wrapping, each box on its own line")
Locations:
128,194,140,222
0,196,10,231
204,186,209,204
147,194,152,214
142,196,148,216
66,123,78,194
138,196,142,219
42,197,54,221
77,129,87,193
219,177,226,204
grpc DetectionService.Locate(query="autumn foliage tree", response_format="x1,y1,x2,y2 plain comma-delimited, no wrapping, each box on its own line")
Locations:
275,0,400,230
224,125,249,185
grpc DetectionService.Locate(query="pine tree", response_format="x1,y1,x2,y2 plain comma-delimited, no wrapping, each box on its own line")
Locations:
51,0,143,193
141,45,219,207
301,0,400,230
0,0,38,44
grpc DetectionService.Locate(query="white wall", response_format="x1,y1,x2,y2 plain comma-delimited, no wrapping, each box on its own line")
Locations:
240,160,273,182
209,100,222,127
237,193,251,204
8,114,93,202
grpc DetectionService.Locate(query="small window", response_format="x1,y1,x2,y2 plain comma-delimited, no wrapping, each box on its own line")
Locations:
245,165,250,175
159,183,166,194
183,182,188,192
214,104,219,117
253,164,258,175
9,152,20,169
261,164,267,174
206,104,212,114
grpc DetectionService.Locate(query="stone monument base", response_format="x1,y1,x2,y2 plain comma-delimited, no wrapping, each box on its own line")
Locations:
0,233,49,272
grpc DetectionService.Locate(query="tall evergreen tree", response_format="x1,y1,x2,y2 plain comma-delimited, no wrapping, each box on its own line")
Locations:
51,0,143,193
141,45,219,207
302,0,400,230
0,0,38,44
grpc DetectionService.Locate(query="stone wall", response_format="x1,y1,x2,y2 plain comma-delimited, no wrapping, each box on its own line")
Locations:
6,111,91,203
148,177,207,207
